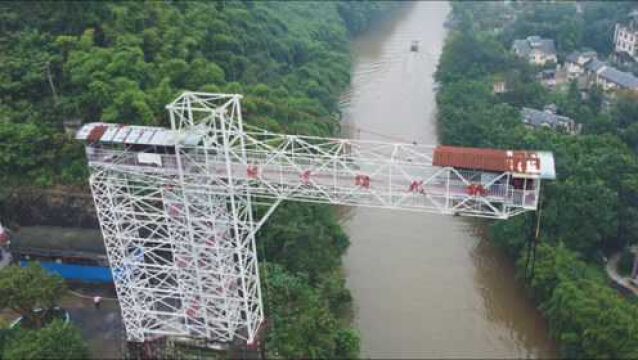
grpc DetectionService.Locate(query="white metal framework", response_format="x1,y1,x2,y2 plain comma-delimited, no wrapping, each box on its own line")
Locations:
78,92,553,346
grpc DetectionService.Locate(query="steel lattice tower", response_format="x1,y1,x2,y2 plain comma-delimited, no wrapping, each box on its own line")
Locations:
78,92,555,346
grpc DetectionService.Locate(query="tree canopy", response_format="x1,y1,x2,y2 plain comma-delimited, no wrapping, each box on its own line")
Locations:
0,264,87,359
0,264,66,329
2,320,89,360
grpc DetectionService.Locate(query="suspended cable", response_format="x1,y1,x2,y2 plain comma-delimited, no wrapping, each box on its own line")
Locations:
339,123,418,144
530,184,544,278
525,184,543,281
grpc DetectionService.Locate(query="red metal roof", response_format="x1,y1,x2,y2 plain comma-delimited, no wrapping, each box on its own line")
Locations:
433,146,541,175
87,125,108,144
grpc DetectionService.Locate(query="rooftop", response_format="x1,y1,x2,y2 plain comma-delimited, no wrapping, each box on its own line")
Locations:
521,107,574,129
432,146,556,180
565,52,579,63
585,58,607,73
76,122,203,146
579,58,638,89
512,36,556,57
565,50,597,64
599,67,638,89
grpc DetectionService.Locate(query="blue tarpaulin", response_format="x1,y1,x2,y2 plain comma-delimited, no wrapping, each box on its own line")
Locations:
19,261,112,283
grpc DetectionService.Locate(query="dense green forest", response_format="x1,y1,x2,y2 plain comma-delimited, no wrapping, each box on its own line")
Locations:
0,1,398,358
438,2,638,358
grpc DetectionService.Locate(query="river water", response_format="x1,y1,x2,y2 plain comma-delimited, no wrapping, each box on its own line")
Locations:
340,2,558,358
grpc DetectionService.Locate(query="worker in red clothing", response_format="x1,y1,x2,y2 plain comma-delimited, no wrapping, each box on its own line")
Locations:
300,170,312,185
355,175,371,188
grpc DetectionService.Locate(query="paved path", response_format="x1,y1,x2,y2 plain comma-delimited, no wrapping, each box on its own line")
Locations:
61,289,123,359
606,253,638,297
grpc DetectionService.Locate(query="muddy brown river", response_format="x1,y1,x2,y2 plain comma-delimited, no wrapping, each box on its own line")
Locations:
340,2,558,358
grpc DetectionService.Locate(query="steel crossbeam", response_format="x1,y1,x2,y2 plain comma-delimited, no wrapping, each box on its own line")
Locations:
82,92,542,346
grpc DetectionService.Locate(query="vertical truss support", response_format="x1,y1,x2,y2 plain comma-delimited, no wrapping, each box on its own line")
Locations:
90,171,145,342
166,93,264,344
88,163,266,344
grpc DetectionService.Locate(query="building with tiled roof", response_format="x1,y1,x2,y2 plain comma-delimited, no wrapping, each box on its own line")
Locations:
521,106,581,135
512,36,557,65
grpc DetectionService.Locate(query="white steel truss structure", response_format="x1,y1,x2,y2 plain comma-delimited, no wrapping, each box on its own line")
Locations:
79,92,552,346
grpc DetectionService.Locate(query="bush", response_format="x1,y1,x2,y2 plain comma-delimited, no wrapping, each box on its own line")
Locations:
2,320,89,360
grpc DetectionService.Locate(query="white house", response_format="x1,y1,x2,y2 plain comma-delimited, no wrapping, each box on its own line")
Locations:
512,36,557,65
614,13,638,62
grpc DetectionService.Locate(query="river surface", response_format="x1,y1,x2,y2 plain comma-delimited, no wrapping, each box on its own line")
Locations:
340,2,558,358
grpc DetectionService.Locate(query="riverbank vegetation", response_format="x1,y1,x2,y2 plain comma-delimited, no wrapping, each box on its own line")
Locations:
0,1,398,357
437,2,638,357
